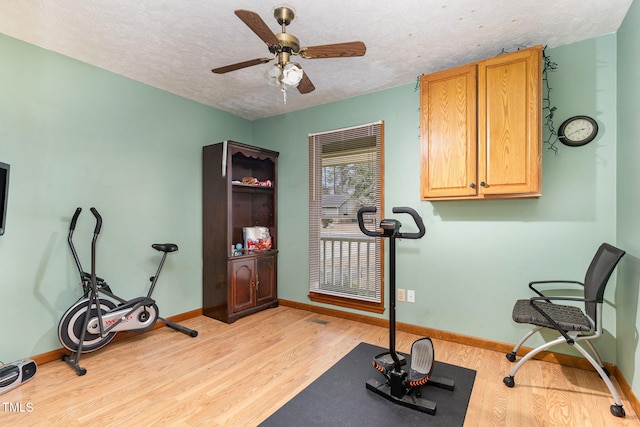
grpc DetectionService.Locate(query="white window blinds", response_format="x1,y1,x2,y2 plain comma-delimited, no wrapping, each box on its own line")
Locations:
309,122,384,307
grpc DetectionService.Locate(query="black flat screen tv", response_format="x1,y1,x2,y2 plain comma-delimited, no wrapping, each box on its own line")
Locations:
0,162,9,236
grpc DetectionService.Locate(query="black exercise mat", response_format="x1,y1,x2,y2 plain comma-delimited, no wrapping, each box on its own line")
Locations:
260,342,476,427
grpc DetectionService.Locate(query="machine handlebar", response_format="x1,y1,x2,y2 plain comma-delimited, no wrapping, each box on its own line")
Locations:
357,206,378,237
357,206,425,239
70,207,82,231
391,207,425,239
90,207,102,235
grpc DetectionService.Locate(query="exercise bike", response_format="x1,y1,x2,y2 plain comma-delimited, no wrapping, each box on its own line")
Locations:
357,206,454,415
58,207,198,376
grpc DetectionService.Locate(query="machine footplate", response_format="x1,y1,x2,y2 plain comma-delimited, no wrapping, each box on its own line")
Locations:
366,378,437,415
429,375,455,391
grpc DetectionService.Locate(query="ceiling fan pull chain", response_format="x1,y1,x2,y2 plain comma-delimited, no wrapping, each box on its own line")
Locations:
281,86,287,104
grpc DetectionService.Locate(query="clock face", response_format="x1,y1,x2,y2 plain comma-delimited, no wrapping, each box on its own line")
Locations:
559,115,598,147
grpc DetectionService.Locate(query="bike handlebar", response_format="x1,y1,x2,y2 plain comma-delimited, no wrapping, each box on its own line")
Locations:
357,206,425,239
90,207,102,235
70,207,82,231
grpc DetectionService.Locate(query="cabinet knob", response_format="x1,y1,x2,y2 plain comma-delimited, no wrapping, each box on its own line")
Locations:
480,181,488,187
469,183,476,188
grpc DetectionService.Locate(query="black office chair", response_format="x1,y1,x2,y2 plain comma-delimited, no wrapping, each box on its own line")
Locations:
502,243,626,418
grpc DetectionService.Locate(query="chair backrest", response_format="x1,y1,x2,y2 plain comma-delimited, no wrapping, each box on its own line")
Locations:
583,243,625,323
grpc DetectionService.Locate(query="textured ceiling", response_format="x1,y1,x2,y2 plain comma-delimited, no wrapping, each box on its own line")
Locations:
0,0,633,120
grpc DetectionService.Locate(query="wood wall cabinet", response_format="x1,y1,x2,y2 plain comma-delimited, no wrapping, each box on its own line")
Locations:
202,141,279,323
420,45,542,200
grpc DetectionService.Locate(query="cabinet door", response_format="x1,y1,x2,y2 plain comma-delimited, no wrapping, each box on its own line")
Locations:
230,259,255,312
420,63,477,199
255,255,276,304
478,46,541,196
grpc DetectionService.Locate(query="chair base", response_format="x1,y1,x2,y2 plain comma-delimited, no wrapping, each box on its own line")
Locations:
505,332,626,418
503,374,625,418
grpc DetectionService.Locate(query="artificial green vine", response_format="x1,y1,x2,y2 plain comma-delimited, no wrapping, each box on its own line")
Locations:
542,46,559,154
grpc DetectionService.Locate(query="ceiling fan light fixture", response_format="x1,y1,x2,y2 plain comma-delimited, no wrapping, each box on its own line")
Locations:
264,64,282,86
281,62,304,87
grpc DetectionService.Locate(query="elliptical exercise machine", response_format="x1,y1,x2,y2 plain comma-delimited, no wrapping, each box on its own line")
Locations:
357,206,454,415
58,207,198,376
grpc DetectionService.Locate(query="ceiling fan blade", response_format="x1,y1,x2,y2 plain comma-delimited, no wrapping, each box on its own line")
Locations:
212,57,272,74
297,72,315,94
234,9,280,47
301,41,366,59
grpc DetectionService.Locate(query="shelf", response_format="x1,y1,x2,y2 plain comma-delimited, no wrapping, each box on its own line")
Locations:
228,249,279,260
232,183,274,192
232,182,274,187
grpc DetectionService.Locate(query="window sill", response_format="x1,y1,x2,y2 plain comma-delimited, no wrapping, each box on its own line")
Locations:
309,292,384,314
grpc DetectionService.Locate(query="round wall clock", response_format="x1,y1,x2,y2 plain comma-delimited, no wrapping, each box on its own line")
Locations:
558,115,599,147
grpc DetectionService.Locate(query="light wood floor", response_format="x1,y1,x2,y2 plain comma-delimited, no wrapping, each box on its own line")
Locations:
3,306,638,426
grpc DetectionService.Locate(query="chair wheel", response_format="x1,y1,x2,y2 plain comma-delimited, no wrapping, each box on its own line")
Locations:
503,376,515,388
610,404,625,417
506,352,516,362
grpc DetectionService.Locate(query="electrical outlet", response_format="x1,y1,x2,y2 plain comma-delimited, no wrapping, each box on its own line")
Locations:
397,288,406,302
407,290,415,303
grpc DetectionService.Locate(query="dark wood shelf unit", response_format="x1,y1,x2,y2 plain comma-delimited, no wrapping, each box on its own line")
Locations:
202,141,279,323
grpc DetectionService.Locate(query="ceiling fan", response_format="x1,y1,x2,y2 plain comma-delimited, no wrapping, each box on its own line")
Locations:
211,6,366,95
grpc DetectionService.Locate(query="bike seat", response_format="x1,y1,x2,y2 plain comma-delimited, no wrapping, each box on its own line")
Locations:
152,243,178,253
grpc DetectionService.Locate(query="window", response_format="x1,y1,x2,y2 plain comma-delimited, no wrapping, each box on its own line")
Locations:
308,122,384,313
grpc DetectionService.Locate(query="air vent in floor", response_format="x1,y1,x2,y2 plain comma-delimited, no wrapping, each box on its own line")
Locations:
306,318,330,325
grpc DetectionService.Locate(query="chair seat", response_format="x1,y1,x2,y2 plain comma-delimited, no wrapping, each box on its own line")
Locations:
512,299,592,332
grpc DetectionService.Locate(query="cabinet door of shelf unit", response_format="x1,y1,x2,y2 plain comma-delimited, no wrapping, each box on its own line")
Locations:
478,47,542,197
230,258,256,313
420,63,478,199
256,255,276,305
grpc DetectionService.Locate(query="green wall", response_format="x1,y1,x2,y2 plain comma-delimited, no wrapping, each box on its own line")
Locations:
617,0,640,395
0,34,252,361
